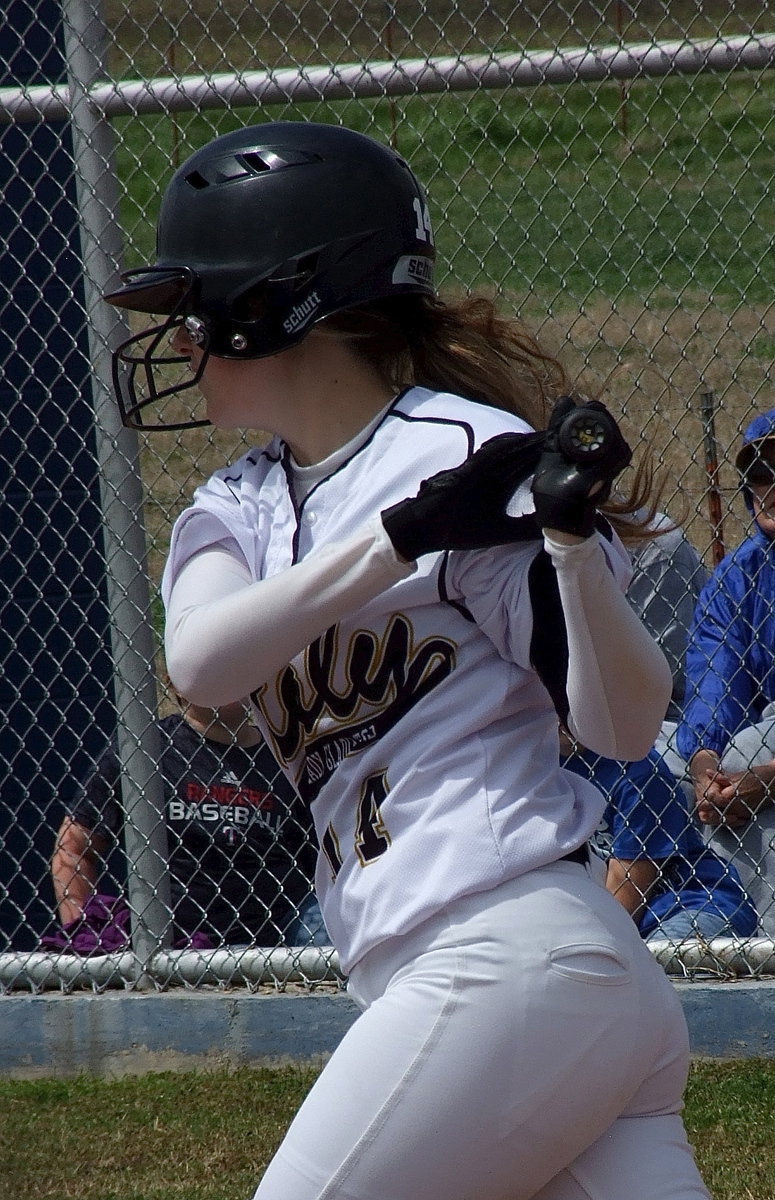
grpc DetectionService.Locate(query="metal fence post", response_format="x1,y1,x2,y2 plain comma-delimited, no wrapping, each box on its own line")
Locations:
61,0,171,974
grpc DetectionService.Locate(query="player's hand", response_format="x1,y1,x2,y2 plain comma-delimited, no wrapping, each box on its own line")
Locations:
381,431,544,562
531,396,632,538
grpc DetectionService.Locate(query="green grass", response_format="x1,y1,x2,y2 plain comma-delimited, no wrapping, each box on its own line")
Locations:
0,1065,317,1200
1,1060,774,1198
114,70,775,310
685,1060,775,1199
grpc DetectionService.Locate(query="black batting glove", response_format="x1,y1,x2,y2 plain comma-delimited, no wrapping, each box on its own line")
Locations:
531,397,632,538
381,431,545,561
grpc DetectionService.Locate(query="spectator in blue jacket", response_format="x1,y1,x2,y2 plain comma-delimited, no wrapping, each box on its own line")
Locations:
561,739,758,943
676,408,775,936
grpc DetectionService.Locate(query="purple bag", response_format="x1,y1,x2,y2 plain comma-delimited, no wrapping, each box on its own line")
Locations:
40,893,214,954
40,893,131,955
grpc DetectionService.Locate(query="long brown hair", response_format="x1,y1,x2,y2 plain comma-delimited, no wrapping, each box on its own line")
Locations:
323,293,664,538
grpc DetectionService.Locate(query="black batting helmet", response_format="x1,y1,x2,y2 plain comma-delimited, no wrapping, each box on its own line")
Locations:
105,121,436,430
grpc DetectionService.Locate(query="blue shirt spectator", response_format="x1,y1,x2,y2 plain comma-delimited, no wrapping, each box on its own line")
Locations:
676,525,775,763
562,747,758,941
674,408,775,937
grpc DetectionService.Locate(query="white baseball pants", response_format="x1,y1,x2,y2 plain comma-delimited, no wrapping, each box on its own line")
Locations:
252,860,710,1200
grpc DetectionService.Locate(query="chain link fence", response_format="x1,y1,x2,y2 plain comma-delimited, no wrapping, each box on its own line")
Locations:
2,0,775,992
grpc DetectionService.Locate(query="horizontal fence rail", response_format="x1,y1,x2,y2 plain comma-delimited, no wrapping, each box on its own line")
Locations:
2,33,775,123
4,939,775,994
0,947,342,992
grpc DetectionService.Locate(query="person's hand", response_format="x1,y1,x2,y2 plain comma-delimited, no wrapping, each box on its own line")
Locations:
713,769,774,828
531,397,632,538
690,750,774,829
381,431,544,562
694,767,743,827
690,750,734,825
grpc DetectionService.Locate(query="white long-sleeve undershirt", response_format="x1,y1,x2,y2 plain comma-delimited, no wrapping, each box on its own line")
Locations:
164,520,415,706
164,521,671,763
542,532,672,760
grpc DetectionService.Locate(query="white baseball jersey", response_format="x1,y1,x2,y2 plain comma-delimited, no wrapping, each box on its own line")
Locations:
163,386,633,972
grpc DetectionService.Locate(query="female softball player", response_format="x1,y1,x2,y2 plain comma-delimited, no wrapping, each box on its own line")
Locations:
106,122,710,1199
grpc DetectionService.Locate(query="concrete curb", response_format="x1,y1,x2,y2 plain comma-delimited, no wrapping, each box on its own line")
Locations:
1,980,774,1078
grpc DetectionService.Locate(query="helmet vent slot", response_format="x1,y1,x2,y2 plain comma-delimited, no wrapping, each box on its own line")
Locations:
241,151,276,174
184,170,210,190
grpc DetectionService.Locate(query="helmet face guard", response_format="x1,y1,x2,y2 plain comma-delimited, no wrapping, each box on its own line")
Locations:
111,267,212,431
105,122,437,431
